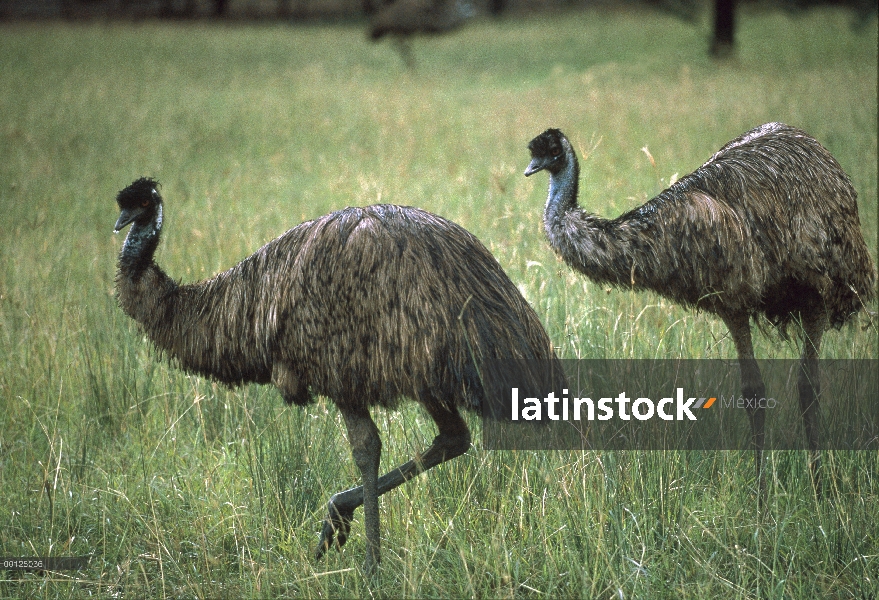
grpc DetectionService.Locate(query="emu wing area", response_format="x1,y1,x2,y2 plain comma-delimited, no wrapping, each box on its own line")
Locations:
238,204,555,411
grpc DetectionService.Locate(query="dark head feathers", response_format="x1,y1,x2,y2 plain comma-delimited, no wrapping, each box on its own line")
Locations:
525,128,570,177
114,177,162,233
116,177,161,210
527,128,566,156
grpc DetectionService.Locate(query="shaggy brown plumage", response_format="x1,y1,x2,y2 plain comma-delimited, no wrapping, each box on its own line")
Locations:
525,123,876,501
114,178,561,573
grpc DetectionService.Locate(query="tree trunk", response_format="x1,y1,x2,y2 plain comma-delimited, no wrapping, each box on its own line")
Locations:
711,0,735,58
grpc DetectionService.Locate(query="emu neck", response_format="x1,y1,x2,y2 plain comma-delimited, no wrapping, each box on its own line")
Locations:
543,150,580,232
116,204,179,330
119,205,163,277
542,147,642,288
114,209,271,388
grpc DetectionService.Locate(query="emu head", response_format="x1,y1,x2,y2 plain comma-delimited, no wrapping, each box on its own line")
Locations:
115,177,162,233
524,128,570,177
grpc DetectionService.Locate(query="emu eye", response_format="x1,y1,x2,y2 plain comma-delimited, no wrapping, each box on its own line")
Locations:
551,147,561,157
141,200,150,207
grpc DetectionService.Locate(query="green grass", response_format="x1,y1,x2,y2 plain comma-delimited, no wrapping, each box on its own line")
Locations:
1,5,877,598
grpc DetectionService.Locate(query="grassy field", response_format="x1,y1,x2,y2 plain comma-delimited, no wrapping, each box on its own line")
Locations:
1,5,877,598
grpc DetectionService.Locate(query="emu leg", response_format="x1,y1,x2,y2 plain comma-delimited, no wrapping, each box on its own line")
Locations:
395,37,414,69
799,311,825,498
722,313,767,506
316,403,471,565
336,407,383,574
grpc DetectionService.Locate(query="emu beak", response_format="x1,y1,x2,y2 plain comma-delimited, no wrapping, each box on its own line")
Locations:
524,159,545,177
114,206,144,233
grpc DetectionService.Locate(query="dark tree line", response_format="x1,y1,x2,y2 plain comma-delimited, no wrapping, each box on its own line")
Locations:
710,0,876,57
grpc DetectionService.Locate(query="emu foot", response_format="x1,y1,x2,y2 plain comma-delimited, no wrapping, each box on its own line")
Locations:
315,494,357,560
362,552,379,577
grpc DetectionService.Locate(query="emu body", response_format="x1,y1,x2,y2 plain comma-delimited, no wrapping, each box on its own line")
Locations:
114,178,561,573
369,0,471,67
525,123,875,499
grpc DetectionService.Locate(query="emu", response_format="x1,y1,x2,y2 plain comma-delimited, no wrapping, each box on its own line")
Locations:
369,0,473,68
113,178,561,574
524,123,875,500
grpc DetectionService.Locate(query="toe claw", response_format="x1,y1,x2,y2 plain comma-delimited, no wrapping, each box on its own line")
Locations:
314,499,354,561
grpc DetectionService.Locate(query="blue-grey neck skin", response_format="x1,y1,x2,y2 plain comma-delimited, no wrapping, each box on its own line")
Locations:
543,137,585,253
539,134,633,288
119,204,163,275
543,135,581,237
